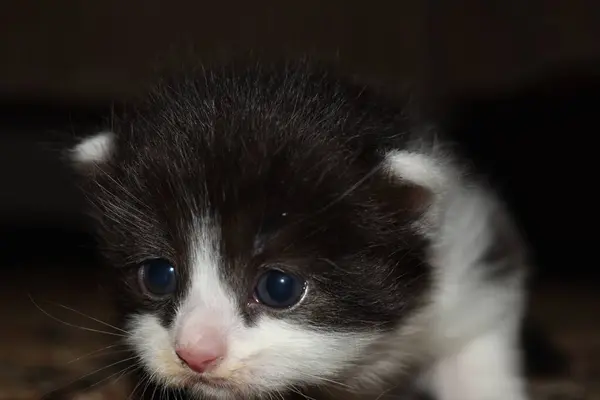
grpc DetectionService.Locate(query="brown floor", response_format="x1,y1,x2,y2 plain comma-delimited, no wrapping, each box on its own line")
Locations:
1,262,598,400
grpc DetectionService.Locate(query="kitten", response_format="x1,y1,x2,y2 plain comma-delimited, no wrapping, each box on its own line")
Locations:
67,60,530,400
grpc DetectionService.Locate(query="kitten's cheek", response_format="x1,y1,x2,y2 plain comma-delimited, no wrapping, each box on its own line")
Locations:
126,314,187,382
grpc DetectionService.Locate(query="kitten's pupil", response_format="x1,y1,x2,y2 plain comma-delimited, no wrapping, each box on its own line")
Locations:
255,269,305,308
140,259,177,297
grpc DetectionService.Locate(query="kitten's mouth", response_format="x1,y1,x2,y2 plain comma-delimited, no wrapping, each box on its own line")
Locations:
175,358,232,388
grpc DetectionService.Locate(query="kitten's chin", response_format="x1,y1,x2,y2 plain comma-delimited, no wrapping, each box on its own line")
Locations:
163,373,262,400
186,379,262,400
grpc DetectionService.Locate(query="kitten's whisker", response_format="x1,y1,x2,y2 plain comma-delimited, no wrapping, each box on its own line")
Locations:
374,384,399,400
150,378,160,400
86,363,139,390
128,373,149,400
41,355,138,398
66,343,127,364
292,370,351,389
113,363,140,384
160,381,168,400
275,388,286,400
139,373,155,400
28,294,127,338
51,301,129,334
288,385,316,400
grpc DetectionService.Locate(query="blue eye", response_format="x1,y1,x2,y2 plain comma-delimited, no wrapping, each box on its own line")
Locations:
254,269,306,309
139,259,177,297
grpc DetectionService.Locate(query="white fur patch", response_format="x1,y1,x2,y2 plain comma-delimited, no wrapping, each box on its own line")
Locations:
422,185,528,400
127,216,379,399
71,131,115,165
384,150,450,193
379,148,529,400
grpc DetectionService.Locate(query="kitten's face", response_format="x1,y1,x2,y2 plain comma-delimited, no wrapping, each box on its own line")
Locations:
72,66,432,399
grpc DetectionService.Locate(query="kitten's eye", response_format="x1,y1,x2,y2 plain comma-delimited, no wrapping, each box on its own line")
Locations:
254,269,306,309
138,259,177,298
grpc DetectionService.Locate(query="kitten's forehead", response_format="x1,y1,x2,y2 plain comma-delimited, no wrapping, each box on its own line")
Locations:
107,117,379,247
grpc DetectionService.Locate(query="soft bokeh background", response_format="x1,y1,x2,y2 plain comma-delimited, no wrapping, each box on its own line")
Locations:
0,1,598,399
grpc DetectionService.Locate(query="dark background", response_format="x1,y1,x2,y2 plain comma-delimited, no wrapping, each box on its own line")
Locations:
1,0,598,280
0,1,599,398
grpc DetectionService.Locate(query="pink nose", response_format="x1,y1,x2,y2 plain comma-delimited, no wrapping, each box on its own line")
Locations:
175,347,223,374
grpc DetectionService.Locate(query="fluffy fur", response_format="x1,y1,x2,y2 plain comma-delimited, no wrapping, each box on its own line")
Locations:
69,60,530,400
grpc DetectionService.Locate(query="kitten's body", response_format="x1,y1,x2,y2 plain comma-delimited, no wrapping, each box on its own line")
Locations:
69,61,530,400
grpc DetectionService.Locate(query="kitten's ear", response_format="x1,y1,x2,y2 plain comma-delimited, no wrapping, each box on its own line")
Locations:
382,149,455,213
67,131,115,173
384,150,451,194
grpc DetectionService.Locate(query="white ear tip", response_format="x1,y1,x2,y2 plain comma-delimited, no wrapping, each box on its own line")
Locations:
71,131,115,165
385,150,448,191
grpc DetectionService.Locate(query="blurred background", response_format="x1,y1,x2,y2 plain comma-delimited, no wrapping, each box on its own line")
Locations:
0,1,598,399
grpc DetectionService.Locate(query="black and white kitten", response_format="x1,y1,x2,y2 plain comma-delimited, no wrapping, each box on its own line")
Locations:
68,61,530,400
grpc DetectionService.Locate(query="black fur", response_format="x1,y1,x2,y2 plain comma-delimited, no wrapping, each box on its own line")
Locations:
76,60,434,398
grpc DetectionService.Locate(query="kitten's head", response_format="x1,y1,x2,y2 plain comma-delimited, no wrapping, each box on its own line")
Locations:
68,63,438,399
